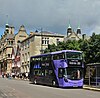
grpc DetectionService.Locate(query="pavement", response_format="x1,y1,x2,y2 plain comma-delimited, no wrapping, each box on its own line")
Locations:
83,85,100,91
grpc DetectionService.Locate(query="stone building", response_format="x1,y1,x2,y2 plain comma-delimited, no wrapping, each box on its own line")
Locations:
64,23,90,41
0,24,15,74
64,24,82,41
0,25,28,75
12,25,28,74
20,31,64,73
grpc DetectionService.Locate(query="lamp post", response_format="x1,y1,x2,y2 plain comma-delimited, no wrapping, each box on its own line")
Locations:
95,66,97,86
89,67,90,86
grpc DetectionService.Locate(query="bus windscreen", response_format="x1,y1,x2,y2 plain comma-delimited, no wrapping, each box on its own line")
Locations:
66,68,83,80
66,52,82,59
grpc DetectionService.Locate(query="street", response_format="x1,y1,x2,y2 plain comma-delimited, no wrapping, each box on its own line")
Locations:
0,78,100,98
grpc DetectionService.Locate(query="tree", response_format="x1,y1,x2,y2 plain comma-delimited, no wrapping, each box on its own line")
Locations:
80,33,100,64
44,40,81,53
44,33,100,64
44,44,57,53
87,33,100,63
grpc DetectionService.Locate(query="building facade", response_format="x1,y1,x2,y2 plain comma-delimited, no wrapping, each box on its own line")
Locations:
0,24,15,75
20,31,64,73
64,24,90,41
12,25,28,74
0,25,28,76
64,24,82,41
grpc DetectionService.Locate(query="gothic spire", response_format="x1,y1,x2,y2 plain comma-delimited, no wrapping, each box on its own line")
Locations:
77,24,81,34
67,20,72,36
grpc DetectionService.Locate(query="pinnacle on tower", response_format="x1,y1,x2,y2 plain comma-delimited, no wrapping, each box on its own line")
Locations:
5,15,9,32
67,21,72,36
77,24,81,34
68,22,71,29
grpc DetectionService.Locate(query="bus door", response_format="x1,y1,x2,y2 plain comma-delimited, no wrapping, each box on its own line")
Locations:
58,68,64,86
52,53,66,87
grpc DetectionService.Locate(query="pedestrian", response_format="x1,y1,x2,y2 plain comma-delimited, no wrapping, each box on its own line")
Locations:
26,72,28,80
2,72,4,78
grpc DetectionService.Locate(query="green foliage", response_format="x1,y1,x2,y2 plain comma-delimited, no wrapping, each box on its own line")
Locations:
44,40,81,53
44,44,57,53
85,33,100,63
44,33,100,64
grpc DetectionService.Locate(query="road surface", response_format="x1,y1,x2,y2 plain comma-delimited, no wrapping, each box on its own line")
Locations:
0,78,100,98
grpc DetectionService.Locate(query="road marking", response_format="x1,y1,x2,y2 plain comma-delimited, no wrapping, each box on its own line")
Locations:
1,93,7,97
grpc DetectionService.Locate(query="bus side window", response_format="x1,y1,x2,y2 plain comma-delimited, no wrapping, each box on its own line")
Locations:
53,53,65,60
41,70,45,76
49,70,53,76
45,70,49,76
34,70,38,75
59,54,64,59
53,54,58,60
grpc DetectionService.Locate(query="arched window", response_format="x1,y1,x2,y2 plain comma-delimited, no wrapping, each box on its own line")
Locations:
17,40,20,43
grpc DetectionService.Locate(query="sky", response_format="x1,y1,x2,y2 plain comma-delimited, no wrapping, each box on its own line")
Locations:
0,0,100,37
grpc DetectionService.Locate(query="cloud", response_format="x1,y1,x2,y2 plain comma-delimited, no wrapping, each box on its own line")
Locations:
90,25,100,35
0,0,100,36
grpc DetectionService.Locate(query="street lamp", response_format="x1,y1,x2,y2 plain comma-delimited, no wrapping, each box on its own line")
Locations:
95,66,97,86
89,67,90,86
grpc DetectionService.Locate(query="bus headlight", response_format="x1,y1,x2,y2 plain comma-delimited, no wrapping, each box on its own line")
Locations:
64,75,68,82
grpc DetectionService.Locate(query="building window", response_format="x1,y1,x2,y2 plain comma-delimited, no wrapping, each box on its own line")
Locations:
25,42,27,49
25,53,27,62
27,52,30,61
21,43,24,50
42,37,49,45
17,40,20,43
7,41,14,45
56,39,59,43
11,41,13,45
11,31,13,34
8,41,10,45
42,37,44,45
27,40,30,48
45,38,47,44
8,54,11,58
47,38,49,44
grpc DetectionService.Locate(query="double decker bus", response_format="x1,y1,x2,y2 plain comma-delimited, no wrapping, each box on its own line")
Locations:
29,50,84,88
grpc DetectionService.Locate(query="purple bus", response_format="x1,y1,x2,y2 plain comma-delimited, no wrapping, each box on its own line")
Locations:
29,50,84,88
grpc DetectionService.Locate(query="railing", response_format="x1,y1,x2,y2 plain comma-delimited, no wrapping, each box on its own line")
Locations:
84,77,100,87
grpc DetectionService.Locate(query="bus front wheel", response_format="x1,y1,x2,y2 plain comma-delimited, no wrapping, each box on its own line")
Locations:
34,79,37,84
52,80,56,86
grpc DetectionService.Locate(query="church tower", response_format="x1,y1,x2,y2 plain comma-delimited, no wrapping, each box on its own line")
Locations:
67,23,72,36
5,23,9,34
76,25,81,35
76,25,82,38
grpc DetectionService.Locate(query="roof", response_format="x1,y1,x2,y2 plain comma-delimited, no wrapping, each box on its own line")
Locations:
51,50,82,54
21,32,64,43
67,32,80,39
31,50,82,58
31,53,50,58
